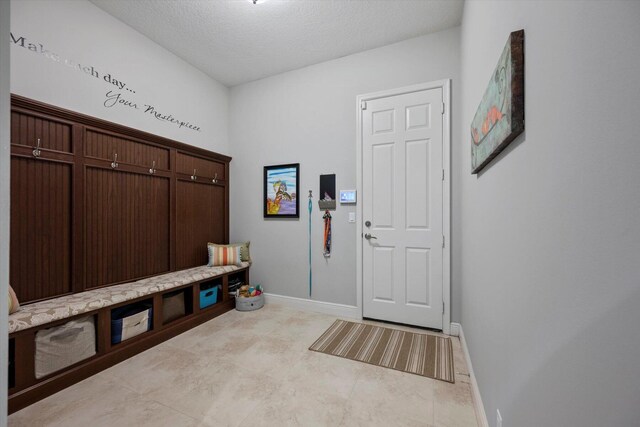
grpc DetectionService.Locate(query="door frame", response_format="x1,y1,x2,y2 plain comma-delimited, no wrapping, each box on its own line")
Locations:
355,80,452,335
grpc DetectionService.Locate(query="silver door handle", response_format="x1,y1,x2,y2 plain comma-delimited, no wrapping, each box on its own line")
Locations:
364,233,377,240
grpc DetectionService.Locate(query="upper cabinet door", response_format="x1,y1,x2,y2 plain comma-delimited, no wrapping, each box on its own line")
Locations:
176,152,225,183
84,128,170,171
11,110,73,154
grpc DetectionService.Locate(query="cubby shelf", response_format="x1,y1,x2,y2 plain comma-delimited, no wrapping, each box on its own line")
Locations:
8,266,249,414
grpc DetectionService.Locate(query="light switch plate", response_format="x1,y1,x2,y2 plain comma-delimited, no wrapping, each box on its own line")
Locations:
348,212,356,223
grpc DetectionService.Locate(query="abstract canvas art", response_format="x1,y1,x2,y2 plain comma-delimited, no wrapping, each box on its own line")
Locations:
470,29,525,174
264,163,299,218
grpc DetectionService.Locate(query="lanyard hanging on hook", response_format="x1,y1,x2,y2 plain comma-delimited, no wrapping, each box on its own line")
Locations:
323,210,332,258
308,190,313,298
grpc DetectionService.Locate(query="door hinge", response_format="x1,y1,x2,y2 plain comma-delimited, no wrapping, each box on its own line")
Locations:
361,101,367,110
442,235,445,248
442,301,445,314
441,102,445,115
442,169,445,181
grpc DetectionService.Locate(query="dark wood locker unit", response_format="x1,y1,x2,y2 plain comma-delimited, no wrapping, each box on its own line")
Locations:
9,94,231,301
8,95,239,413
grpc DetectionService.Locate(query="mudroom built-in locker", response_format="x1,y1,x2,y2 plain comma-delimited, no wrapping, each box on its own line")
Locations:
7,95,250,413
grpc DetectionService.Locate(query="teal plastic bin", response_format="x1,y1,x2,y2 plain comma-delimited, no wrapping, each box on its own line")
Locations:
200,284,219,309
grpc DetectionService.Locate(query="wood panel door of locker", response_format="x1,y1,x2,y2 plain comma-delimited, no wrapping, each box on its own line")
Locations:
10,156,74,303
84,166,171,289
175,179,226,270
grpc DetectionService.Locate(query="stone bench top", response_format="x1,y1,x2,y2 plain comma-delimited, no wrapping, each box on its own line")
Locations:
9,263,250,334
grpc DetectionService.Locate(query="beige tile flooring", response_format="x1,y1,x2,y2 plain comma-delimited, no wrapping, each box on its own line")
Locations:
9,304,478,427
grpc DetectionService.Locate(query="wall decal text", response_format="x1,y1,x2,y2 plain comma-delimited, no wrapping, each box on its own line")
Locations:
10,32,202,133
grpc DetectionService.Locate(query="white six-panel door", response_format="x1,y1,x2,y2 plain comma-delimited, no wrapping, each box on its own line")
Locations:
362,87,444,329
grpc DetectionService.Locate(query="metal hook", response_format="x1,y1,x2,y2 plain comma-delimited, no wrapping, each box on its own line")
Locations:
149,160,156,174
212,172,218,183
111,153,119,169
191,169,197,181
32,138,41,158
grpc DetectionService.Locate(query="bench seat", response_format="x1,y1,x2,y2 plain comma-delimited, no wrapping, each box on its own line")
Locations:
9,263,250,334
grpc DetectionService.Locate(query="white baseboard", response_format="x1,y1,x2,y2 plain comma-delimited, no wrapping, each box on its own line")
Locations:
453,322,489,427
263,293,361,319
449,322,460,337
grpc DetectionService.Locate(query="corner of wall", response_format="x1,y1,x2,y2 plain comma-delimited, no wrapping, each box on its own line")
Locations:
0,0,11,422
454,323,489,427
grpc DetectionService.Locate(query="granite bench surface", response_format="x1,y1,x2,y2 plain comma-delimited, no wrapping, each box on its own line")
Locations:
9,263,250,334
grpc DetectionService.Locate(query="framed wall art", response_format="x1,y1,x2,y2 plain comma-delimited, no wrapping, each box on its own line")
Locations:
470,29,525,174
264,163,300,218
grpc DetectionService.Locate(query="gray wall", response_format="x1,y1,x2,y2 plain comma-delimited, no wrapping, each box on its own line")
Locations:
229,28,461,310
11,0,229,154
1,0,10,423
458,1,640,426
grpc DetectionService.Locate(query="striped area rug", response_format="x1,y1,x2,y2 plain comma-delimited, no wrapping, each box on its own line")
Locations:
309,320,455,383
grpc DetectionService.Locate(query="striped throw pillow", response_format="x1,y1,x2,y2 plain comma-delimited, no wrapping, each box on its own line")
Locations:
207,242,251,263
208,244,242,267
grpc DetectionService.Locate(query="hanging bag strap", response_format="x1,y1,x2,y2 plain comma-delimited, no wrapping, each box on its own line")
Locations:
323,210,332,258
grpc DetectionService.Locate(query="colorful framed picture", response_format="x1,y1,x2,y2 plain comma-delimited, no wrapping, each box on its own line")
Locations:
470,29,525,174
264,163,300,218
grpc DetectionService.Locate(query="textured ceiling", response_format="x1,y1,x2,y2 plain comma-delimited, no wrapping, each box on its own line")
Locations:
90,0,464,87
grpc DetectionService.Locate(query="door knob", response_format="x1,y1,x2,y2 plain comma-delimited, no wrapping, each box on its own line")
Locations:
364,233,377,240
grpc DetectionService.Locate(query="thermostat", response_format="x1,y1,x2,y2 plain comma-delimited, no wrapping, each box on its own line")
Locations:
340,190,357,204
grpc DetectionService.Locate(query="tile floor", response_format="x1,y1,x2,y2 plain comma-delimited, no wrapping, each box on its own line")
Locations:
9,304,479,427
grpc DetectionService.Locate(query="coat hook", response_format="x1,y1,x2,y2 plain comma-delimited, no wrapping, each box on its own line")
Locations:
111,153,119,169
32,138,42,158
212,172,218,183
149,160,156,174
191,169,197,181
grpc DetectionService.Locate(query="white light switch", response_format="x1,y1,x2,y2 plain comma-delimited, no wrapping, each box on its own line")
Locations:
348,212,356,223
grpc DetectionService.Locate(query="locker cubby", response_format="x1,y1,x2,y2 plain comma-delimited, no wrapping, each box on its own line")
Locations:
199,278,223,310
162,287,194,325
110,299,154,345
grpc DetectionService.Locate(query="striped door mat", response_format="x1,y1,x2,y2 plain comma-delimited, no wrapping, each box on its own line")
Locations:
309,320,455,383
